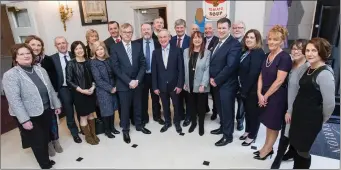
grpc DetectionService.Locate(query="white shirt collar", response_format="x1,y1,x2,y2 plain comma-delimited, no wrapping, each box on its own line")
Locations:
162,44,170,51
143,38,154,43
219,34,230,44
177,34,185,40
58,52,69,57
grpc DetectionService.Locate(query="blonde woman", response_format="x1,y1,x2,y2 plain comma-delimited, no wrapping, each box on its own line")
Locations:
90,41,119,138
85,29,99,59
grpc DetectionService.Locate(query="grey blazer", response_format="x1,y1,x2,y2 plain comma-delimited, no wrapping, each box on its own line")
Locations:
2,66,61,123
183,48,211,93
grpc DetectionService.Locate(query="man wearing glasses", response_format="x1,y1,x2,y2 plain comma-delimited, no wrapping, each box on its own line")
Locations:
232,21,246,43
109,23,152,144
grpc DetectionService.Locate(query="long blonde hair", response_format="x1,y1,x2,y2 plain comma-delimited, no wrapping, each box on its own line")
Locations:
91,41,110,59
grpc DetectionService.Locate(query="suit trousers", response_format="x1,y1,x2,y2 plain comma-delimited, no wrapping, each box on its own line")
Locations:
236,92,245,123
118,86,143,133
243,93,261,139
214,86,236,139
159,91,181,126
58,87,79,136
142,73,162,122
18,109,52,169
179,91,191,120
185,92,208,124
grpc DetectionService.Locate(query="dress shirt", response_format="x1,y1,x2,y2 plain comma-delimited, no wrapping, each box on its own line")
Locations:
58,52,71,86
162,44,170,69
143,38,155,73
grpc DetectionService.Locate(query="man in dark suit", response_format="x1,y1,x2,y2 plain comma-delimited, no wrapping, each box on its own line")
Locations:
134,22,165,126
109,23,151,144
204,22,219,120
104,21,121,54
210,18,242,146
50,36,82,143
232,20,247,131
169,19,191,127
152,17,165,40
152,29,184,133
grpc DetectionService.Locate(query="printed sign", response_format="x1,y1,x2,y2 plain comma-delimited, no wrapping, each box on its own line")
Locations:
203,0,228,21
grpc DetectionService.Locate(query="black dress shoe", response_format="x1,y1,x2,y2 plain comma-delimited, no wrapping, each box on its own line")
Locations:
210,128,222,135
73,135,82,143
175,124,182,133
182,119,191,127
239,135,247,140
123,133,131,144
154,118,165,125
111,126,120,134
237,122,244,131
188,123,197,133
215,136,233,146
137,127,151,134
49,160,55,166
160,124,171,133
105,131,115,138
211,113,217,120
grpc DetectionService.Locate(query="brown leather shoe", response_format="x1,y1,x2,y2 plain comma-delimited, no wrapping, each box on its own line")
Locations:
80,125,98,145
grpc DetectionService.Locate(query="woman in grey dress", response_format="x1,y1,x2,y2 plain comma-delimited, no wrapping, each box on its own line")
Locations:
271,39,309,169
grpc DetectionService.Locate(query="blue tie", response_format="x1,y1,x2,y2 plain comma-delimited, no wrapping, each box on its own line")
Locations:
145,40,151,72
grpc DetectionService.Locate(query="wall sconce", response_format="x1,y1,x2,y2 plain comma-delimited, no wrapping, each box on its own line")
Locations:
59,1,73,31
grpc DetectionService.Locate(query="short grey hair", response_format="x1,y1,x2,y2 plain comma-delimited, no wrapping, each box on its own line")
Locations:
158,29,171,37
54,36,67,44
233,20,246,30
174,19,186,28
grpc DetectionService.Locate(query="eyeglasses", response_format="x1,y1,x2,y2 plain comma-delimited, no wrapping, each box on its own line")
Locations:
233,27,244,30
122,31,133,34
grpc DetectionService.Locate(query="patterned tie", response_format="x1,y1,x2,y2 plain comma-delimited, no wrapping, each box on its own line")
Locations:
176,37,182,48
116,39,120,43
145,40,151,71
212,41,223,56
126,43,132,65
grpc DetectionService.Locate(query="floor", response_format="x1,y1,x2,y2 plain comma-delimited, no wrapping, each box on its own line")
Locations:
1,100,340,169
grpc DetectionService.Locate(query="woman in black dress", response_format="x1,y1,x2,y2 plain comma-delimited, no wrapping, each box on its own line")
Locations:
289,37,335,169
25,35,63,156
254,25,292,160
66,41,99,145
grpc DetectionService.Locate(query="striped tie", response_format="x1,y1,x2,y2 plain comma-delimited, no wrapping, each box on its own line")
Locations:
126,43,132,65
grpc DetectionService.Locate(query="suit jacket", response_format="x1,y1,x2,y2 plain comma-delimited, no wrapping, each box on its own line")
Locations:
170,34,190,50
210,35,242,89
152,45,184,92
204,36,219,51
50,52,74,92
152,32,158,41
104,36,121,55
40,55,57,91
183,48,211,93
109,41,146,91
238,48,266,96
134,38,161,50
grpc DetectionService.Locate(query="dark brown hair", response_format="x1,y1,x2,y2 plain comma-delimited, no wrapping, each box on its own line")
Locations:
241,29,263,51
217,17,231,28
70,41,88,59
188,31,205,58
302,37,332,61
24,35,45,56
11,43,35,66
290,39,309,51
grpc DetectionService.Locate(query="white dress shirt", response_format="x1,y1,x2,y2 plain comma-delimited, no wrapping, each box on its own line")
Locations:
162,44,170,69
205,36,213,50
213,34,230,54
58,52,71,86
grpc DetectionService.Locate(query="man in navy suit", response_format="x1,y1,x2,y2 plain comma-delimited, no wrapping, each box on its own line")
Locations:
152,29,184,133
133,22,165,126
50,36,82,143
109,23,151,144
210,18,242,146
169,19,191,126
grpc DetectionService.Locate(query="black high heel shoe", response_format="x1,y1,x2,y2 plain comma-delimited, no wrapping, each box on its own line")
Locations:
253,151,260,155
239,135,248,140
254,150,274,160
241,139,256,146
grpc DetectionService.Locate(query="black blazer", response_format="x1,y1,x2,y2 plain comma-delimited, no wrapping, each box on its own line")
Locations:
205,36,219,51
50,52,74,92
66,59,93,90
41,55,57,91
238,48,266,96
104,36,121,55
152,32,158,41
210,36,242,88
109,41,145,91
152,45,184,92
134,38,161,50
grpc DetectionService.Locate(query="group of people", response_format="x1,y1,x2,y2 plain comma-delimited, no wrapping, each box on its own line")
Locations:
2,15,336,169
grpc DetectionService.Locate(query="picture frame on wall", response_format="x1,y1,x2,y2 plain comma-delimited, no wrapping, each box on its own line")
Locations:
78,0,108,26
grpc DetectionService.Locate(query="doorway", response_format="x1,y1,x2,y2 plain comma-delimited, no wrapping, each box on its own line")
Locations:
133,7,167,39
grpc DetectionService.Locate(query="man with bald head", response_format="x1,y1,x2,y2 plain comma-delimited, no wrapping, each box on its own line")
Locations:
50,36,82,143
152,29,184,133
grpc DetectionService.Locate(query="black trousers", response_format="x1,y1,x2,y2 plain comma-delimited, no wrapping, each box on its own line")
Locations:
142,73,162,122
179,91,191,120
236,92,245,124
243,93,261,139
58,87,79,136
210,86,218,115
186,92,208,125
18,109,52,169
159,91,181,126
117,87,143,133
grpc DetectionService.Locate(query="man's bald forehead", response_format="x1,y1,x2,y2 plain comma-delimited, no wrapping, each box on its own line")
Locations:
205,23,213,28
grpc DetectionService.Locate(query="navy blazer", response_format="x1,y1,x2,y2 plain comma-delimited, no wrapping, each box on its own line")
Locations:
170,34,190,50
238,48,266,96
204,36,219,51
134,38,161,50
152,45,184,92
210,35,242,88
50,52,74,92
109,41,146,91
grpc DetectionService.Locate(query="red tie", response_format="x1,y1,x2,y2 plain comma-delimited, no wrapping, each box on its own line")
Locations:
177,37,182,48
116,39,121,43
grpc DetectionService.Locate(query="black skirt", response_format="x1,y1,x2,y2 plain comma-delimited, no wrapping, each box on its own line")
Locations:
73,91,96,116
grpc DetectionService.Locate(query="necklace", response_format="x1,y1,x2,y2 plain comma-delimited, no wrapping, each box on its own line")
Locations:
307,64,324,75
23,68,34,74
266,50,282,67
192,53,199,71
